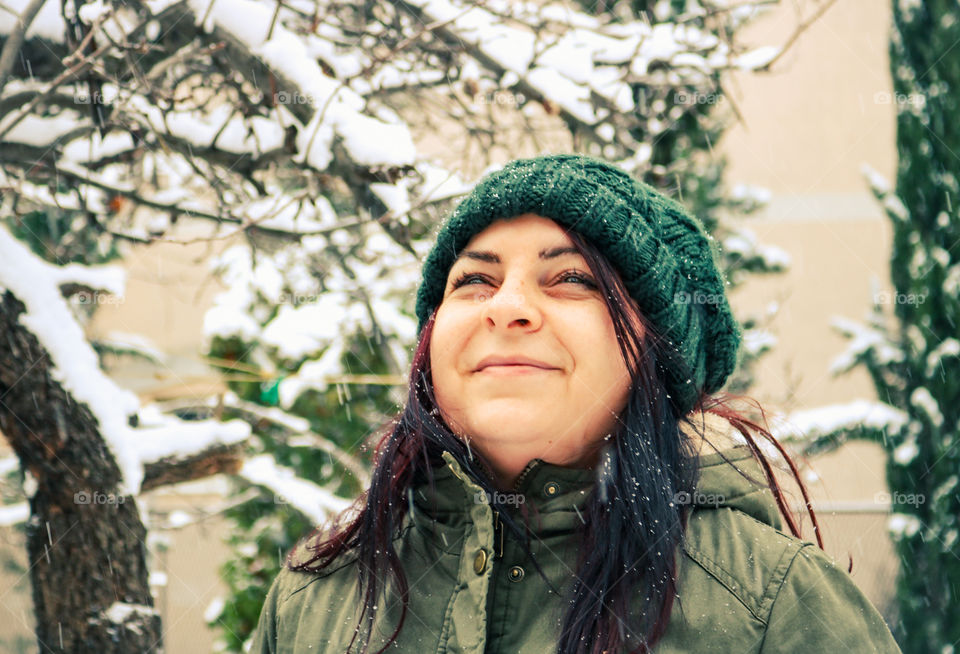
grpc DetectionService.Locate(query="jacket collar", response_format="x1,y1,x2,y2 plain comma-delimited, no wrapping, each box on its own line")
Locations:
411,413,784,531
412,451,597,520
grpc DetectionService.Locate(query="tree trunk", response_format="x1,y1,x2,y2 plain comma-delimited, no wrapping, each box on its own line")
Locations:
0,291,163,653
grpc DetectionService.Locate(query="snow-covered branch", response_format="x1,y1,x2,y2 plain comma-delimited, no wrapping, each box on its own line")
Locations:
238,455,353,526
769,399,909,456
0,224,255,499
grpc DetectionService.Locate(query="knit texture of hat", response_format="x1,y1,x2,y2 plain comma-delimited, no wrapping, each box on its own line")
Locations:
414,154,741,416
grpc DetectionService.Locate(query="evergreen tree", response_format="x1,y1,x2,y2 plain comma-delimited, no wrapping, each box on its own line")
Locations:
878,0,960,647
800,1,960,648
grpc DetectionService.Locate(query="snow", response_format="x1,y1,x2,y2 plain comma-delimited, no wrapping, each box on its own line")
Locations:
893,438,919,464
132,404,251,462
261,299,348,360
337,112,418,168
56,262,126,297
295,112,336,171
62,132,137,164
616,144,653,172
0,503,30,526
729,183,772,208
220,390,311,432
78,0,111,24
0,224,144,496
925,338,960,376
203,245,275,342
203,216,420,406
722,228,791,269
596,123,615,142
0,0,66,42
732,46,779,70
203,295,262,343
238,455,352,525
405,0,730,125
931,475,957,505
2,112,84,146
145,19,161,40
100,331,168,364
883,193,909,221
128,98,286,156
538,2,602,28
770,399,909,444
526,67,596,123
204,597,226,623
277,343,347,408
931,245,952,268
742,328,777,355
943,529,959,553
185,0,417,170
888,512,922,539
22,469,38,498
165,509,193,528
371,183,412,223
416,162,473,203
0,457,19,476
203,231,419,363
830,316,905,374
0,227,257,499
243,196,337,234
99,602,159,634
861,163,892,195
944,263,960,296
910,386,944,428
898,0,922,22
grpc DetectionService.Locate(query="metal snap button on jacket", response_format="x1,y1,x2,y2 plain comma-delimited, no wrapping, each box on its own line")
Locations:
508,566,525,582
543,481,560,497
473,549,488,575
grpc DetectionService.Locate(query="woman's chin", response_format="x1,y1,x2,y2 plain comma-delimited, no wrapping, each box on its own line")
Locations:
463,412,559,442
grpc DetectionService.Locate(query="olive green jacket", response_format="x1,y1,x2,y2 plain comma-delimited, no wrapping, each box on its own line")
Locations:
250,439,902,653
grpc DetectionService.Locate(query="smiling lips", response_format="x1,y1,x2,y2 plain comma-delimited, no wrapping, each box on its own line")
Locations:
475,355,559,372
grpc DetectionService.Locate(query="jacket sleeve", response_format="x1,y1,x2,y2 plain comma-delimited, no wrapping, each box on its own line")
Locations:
247,568,287,654
760,544,902,653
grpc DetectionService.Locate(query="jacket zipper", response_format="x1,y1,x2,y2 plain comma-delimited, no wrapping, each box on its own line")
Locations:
490,463,533,561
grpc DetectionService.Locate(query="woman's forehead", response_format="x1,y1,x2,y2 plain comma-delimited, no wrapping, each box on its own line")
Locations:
457,214,580,257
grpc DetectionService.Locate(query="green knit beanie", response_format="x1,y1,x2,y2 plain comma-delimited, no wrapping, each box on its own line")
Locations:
414,153,741,416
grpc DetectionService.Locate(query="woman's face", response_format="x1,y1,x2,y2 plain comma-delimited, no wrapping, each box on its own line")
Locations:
429,214,636,488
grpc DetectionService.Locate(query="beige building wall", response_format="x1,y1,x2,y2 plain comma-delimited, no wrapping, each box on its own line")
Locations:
719,0,899,620
1,0,905,651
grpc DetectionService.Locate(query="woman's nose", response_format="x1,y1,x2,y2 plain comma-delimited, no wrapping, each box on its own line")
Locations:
480,276,542,330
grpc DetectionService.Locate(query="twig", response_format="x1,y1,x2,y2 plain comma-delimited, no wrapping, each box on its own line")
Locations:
0,38,112,141
266,0,282,41
0,0,48,95
755,0,841,72
349,7,472,82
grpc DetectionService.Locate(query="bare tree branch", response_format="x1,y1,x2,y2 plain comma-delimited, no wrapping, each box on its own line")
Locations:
0,0,47,95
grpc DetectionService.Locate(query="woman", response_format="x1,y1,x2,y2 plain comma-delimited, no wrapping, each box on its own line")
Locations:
250,154,902,653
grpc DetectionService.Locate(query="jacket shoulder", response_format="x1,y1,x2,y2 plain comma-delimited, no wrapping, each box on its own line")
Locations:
681,508,901,652
682,504,804,622
759,541,902,652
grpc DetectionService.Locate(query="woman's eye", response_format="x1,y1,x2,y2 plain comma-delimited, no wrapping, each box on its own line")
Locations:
451,272,487,288
450,270,596,289
558,271,597,287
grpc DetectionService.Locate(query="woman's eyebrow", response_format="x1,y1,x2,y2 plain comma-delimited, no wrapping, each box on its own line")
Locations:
454,246,580,264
